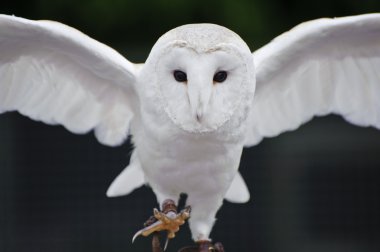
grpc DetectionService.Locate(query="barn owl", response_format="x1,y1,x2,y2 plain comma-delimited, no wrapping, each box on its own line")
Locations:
1,13,380,250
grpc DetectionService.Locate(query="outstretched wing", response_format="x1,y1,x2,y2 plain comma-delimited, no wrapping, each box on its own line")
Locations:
245,14,380,147
0,15,140,146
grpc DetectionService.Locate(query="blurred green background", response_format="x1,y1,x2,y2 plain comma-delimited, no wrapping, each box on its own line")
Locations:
1,0,380,252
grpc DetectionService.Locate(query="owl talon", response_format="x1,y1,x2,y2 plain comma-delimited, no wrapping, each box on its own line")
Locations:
132,199,191,249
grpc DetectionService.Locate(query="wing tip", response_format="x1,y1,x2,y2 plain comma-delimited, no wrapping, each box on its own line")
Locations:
226,193,250,204
106,185,126,198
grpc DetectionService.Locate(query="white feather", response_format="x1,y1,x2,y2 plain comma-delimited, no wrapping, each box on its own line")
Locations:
245,14,380,147
0,14,139,146
2,13,380,244
106,151,145,197
224,172,250,203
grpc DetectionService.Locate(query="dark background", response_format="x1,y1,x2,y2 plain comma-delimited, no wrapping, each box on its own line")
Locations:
1,1,380,251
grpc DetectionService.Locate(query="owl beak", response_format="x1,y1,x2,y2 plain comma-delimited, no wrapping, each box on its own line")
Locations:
187,79,212,122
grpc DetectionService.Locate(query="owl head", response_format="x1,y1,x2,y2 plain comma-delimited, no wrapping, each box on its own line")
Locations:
141,24,255,134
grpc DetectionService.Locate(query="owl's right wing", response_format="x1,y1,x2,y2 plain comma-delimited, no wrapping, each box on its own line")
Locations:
245,14,380,147
0,15,140,146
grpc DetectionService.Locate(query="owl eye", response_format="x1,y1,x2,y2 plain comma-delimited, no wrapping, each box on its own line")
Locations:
173,70,187,82
213,71,228,83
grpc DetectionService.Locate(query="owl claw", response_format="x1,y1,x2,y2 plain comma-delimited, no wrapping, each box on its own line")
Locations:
163,236,169,251
132,220,164,243
132,199,191,250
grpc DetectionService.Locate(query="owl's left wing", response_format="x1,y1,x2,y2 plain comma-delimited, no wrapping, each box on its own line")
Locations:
245,14,380,147
0,15,140,146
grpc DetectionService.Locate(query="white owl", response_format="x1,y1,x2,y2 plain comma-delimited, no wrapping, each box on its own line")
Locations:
1,13,380,250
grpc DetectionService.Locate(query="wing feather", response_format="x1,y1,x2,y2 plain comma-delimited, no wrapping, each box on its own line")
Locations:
245,14,380,147
0,15,140,146
224,172,250,203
